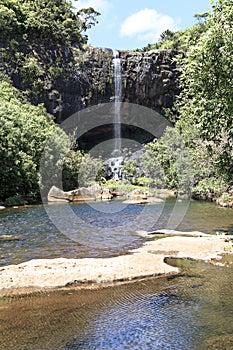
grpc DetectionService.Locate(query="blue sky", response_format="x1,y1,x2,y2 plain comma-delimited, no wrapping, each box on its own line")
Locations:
72,0,211,50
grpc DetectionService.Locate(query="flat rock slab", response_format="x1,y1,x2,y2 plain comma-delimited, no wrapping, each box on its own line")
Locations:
149,229,212,237
0,235,22,241
0,234,232,296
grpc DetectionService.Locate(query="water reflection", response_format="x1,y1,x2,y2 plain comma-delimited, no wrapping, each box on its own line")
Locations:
0,257,232,349
0,200,232,266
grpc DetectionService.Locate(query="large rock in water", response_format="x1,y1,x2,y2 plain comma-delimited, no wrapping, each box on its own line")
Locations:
47,185,113,202
47,186,71,202
123,189,164,204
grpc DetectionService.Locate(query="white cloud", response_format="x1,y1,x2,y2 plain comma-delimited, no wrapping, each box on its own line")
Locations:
72,0,111,14
120,8,178,43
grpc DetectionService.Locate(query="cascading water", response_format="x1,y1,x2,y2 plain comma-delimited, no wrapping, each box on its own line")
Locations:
104,49,123,181
112,49,122,155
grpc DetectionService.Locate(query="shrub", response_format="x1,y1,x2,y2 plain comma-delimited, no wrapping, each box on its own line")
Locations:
192,177,227,200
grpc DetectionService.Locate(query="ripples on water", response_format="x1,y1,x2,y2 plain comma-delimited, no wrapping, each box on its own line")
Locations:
0,199,232,266
0,257,232,350
0,200,232,349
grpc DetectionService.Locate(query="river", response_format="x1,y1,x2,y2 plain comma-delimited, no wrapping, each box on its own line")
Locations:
0,199,232,349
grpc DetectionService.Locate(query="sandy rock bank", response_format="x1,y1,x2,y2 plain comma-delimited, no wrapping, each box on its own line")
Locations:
0,232,232,296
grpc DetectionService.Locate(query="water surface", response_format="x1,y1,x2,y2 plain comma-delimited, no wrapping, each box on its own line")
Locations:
0,256,232,349
0,199,232,266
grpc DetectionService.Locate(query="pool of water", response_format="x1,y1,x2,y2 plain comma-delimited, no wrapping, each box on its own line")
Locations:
0,256,232,350
0,199,232,349
0,199,232,266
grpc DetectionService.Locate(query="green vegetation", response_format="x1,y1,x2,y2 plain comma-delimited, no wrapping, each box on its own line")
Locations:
134,0,232,201
141,127,192,193
0,0,99,100
0,0,99,44
0,80,103,203
0,1,102,203
176,0,233,183
122,160,137,179
142,23,207,53
0,80,64,200
101,180,151,194
0,0,232,205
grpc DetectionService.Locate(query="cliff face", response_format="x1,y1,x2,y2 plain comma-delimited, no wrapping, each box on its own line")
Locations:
0,43,181,119
52,47,181,120
0,43,181,146
121,50,181,111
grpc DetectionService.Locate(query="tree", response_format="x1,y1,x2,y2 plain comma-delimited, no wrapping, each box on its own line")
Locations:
176,0,233,183
0,0,100,44
141,127,193,193
194,12,209,25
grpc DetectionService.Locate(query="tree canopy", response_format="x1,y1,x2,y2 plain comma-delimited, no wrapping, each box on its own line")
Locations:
0,0,100,44
0,79,67,200
176,0,233,183
140,0,232,199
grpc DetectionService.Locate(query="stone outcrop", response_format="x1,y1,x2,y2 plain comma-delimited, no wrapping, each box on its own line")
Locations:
48,185,112,202
120,50,181,112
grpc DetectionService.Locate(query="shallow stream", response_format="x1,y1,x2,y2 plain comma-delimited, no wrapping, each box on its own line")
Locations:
0,256,232,349
0,199,232,349
0,199,232,266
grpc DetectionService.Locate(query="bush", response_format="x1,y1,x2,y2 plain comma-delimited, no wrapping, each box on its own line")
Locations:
131,177,154,187
4,195,25,207
141,127,193,193
122,160,137,179
192,177,227,201
76,153,103,188
0,80,69,200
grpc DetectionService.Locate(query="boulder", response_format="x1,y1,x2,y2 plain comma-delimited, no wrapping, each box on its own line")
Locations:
128,189,149,200
47,186,71,202
101,188,113,200
124,189,164,205
48,185,113,202
72,187,96,201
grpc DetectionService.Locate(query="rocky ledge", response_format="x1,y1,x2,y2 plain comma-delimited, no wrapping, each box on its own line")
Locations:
0,232,232,297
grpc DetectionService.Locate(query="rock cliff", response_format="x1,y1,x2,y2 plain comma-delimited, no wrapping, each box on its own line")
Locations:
0,43,181,147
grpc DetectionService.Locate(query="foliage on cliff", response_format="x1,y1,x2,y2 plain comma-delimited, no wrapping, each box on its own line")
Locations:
0,0,99,45
0,1,103,201
0,0,100,116
142,23,207,53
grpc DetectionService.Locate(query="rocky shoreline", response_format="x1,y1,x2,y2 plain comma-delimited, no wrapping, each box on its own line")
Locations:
0,231,232,297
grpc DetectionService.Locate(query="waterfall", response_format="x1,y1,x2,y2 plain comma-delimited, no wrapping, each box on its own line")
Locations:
112,49,122,155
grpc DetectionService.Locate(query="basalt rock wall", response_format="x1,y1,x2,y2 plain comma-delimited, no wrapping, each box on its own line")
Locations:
1,43,181,122
56,47,182,120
